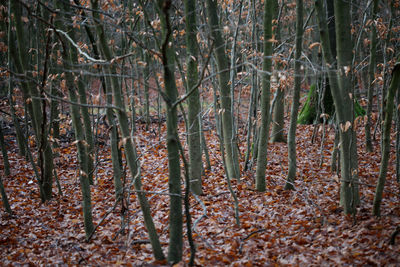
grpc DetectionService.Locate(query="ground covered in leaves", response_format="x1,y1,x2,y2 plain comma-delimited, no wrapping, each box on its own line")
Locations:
1,117,400,265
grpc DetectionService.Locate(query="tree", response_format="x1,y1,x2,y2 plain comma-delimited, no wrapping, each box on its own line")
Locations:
365,0,379,152
184,0,203,195
156,0,183,262
285,0,303,190
373,56,400,216
255,0,274,192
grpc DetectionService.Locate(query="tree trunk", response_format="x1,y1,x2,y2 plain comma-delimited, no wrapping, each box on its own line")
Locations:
255,0,274,191
285,0,303,190
156,0,183,263
76,1,124,201
0,120,10,176
373,57,400,216
365,0,379,152
206,0,240,180
184,0,203,195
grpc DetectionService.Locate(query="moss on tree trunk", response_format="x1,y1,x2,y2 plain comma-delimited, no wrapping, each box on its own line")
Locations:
297,84,365,125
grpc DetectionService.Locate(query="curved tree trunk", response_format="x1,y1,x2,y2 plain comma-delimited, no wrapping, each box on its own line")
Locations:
373,57,400,216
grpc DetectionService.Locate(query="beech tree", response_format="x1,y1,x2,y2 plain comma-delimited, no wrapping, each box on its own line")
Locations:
156,0,183,262
285,0,303,190
184,0,203,195
255,0,273,191
373,56,400,216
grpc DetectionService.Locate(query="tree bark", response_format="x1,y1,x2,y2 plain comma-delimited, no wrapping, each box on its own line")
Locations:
0,120,10,176
365,0,379,152
156,0,183,263
373,57,400,216
285,0,303,190
255,0,274,191
184,0,203,195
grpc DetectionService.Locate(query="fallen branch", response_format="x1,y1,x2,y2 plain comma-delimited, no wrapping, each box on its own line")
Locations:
239,229,268,254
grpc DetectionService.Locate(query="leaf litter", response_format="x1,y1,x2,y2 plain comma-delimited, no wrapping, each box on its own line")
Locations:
0,118,399,265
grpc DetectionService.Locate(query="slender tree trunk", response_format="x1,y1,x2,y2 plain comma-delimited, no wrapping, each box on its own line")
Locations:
144,51,151,130
157,0,183,263
206,0,240,180
373,57,400,216
365,0,379,152
0,120,10,176
76,76,95,184
184,0,203,195
285,0,303,190
63,20,95,184
255,0,274,191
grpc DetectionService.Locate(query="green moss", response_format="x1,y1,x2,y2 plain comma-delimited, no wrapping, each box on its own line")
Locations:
297,83,366,125
297,84,318,124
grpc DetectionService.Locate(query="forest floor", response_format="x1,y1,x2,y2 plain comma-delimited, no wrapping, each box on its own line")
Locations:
1,113,400,266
